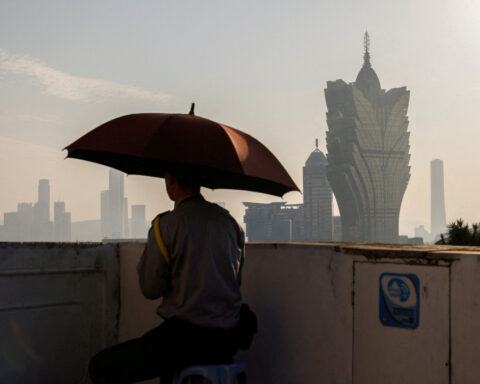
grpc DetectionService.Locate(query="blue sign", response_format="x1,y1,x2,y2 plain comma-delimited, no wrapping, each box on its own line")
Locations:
379,273,419,328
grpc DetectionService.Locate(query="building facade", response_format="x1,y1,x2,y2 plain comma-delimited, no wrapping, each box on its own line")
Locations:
101,168,128,239
243,202,303,242
325,33,410,243
303,140,332,241
54,201,71,241
430,159,447,240
131,205,147,239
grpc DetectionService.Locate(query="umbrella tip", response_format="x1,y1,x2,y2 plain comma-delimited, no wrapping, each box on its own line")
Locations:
189,103,195,115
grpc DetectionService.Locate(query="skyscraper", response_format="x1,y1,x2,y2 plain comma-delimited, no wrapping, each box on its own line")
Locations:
109,168,125,238
430,159,447,239
303,139,332,241
36,179,50,223
100,190,111,239
243,202,303,242
100,168,128,239
131,205,147,239
325,32,411,243
32,179,52,241
54,201,71,241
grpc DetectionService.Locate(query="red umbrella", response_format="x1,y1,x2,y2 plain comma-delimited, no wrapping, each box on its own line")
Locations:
64,106,299,197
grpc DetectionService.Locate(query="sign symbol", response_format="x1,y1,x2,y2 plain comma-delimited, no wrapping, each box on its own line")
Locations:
387,278,410,302
379,273,419,329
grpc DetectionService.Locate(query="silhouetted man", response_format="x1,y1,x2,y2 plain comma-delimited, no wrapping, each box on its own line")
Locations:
89,171,256,383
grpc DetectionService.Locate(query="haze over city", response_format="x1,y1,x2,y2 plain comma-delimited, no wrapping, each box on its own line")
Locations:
1,0,479,237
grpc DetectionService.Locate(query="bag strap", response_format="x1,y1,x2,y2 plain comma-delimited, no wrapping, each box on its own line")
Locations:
153,217,170,266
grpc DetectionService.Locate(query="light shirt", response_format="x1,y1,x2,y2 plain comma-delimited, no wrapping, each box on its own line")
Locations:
137,194,245,329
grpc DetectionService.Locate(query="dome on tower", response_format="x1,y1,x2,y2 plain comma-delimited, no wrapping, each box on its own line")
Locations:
305,139,327,167
355,64,381,94
355,32,382,100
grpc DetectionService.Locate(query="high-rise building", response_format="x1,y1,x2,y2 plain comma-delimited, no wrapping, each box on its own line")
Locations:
37,179,50,219
430,159,447,239
131,205,147,239
101,169,128,239
325,32,411,243
2,204,34,241
100,190,111,239
54,201,71,241
303,139,332,241
243,202,303,242
18,203,34,240
109,168,125,238
33,179,52,240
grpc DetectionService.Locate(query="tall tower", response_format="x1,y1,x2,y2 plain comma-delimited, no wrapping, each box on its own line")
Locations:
54,201,71,241
430,159,446,239
303,139,332,241
101,168,127,239
131,205,147,239
325,32,411,243
36,179,50,223
109,168,125,238
33,179,52,240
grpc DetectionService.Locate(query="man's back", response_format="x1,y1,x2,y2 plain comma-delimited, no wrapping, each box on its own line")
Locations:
138,194,244,329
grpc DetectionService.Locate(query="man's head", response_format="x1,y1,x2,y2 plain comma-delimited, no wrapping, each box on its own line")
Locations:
164,172,201,202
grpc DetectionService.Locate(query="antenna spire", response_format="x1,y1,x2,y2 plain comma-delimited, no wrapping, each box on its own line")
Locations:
363,31,371,67
315,138,319,150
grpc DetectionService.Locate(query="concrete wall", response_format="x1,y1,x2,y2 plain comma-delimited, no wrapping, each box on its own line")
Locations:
0,242,119,384
2,241,480,383
237,243,480,384
118,241,161,384
451,252,480,383
238,244,353,384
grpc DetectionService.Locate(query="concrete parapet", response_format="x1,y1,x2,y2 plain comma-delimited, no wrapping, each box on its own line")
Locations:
1,241,480,383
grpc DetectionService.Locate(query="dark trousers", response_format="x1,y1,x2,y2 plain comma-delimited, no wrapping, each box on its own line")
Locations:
89,318,240,384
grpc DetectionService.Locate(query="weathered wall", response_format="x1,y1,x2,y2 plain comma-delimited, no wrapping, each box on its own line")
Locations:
118,241,161,384
451,252,480,384
2,242,480,383
0,242,119,384
236,243,477,384
237,243,353,384
118,241,161,342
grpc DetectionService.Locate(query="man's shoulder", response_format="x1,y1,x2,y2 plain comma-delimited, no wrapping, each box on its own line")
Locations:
151,211,171,225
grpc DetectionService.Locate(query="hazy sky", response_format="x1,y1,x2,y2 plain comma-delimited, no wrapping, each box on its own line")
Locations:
0,0,479,236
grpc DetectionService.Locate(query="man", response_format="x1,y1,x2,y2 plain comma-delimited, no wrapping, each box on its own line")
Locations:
89,171,256,384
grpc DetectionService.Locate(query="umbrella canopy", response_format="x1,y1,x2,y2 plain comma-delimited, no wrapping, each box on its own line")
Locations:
64,110,299,197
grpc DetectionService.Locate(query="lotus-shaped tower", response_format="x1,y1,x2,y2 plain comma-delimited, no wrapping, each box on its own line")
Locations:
325,32,410,242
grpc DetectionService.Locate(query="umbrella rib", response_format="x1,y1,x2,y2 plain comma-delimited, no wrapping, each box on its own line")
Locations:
219,124,246,174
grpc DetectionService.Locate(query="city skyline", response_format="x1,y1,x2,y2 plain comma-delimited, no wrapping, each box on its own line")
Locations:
0,179,71,241
0,173,149,241
0,1,479,237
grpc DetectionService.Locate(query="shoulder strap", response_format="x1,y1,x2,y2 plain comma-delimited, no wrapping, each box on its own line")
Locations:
153,217,170,266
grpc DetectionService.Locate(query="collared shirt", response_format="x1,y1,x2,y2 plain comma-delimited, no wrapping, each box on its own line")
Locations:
137,194,245,329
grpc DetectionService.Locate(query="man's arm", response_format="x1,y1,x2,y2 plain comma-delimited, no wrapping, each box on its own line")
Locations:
137,220,170,299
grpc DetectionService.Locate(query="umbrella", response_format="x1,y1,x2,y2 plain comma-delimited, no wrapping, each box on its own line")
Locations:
64,105,299,197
